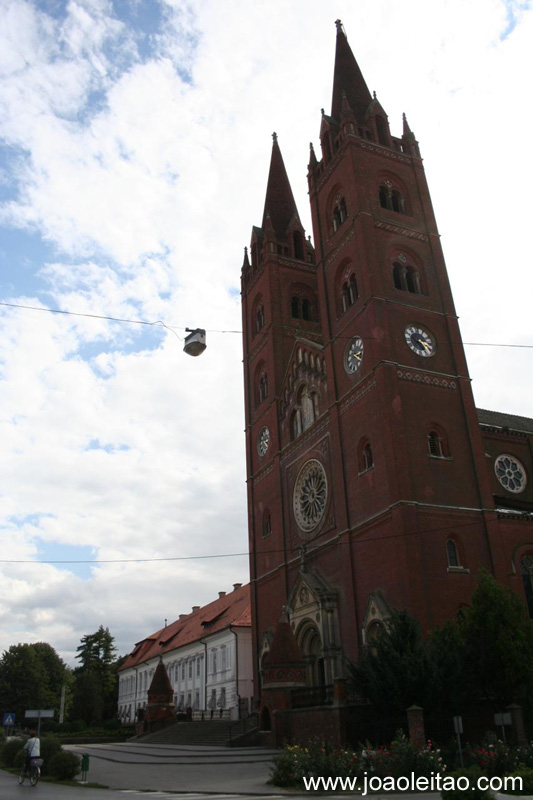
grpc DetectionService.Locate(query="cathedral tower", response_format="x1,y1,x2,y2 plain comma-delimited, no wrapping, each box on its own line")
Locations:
241,21,529,695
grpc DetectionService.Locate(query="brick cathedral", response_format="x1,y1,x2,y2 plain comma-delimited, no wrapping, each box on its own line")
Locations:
241,21,533,699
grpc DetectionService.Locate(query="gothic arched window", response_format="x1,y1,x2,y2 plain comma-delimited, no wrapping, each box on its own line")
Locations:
446,539,460,568
291,296,300,318
428,428,449,458
392,260,422,294
291,290,317,322
255,362,268,406
341,272,358,313
332,197,348,232
262,510,272,538
379,183,407,214
359,438,374,473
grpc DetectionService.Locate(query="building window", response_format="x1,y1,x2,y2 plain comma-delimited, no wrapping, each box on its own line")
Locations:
263,509,272,538
197,657,201,677
341,273,358,312
291,294,316,322
359,439,374,473
291,385,319,440
212,650,217,674
494,454,527,494
189,660,193,679
181,663,185,680
292,408,303,440
446,539,460,568
332,197,347,232
362,442,373,471
255,302,264,333
379,183,406,214
392,261,421,294
258,371,268,403
428,428,449,458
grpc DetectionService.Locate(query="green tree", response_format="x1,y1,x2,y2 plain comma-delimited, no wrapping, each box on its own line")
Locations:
0,642,68,722
350,610,429,714
72,626,118,723
425,620,471,714
460,570,533,707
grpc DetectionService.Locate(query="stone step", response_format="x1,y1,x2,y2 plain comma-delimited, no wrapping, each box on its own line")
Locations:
135,720,238,746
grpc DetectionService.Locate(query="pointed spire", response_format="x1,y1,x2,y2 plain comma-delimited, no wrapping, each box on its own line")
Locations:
242,246,250,270
402,112,412,135
331,19,372,123
262,133,300,240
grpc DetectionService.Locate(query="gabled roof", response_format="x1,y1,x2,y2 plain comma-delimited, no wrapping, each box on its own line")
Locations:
477,408,533,435
119,584,251,672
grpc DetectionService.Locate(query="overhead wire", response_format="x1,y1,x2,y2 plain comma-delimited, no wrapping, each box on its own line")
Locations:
0,299,531,349
1,513,528,566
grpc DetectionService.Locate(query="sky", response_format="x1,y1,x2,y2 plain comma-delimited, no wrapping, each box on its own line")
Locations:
0,0,532,667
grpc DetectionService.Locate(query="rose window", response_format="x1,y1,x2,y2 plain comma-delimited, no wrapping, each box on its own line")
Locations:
494,454,527,493
293,459,328,533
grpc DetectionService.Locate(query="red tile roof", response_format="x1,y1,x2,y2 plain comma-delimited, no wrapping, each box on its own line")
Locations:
119,584,250,672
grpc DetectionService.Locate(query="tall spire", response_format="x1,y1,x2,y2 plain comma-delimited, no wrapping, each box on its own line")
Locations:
331,19,372,123
262,133,300,240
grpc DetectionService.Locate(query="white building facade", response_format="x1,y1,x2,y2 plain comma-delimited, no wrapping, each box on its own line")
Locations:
118,584,253,722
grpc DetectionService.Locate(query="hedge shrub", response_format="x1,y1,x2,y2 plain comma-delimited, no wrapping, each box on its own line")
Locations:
48,750,81,781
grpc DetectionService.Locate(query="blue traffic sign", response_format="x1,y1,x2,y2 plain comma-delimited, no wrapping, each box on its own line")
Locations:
3,713,15,726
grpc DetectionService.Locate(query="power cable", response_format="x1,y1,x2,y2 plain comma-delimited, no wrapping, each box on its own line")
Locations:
1,300,532,349
1,512,527,566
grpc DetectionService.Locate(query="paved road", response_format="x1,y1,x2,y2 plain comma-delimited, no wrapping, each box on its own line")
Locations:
1,743,444,799
66,742,279,794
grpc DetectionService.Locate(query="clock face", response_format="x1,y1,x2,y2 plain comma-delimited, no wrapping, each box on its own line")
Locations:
257,426,270,456
404,325,435,357
345,337,364,374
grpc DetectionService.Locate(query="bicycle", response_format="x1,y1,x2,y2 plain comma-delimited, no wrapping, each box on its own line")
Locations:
18,758,42,786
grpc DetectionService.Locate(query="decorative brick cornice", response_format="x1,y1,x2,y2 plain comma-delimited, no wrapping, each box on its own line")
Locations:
253,462,274,486
360,140,411,165
325,228,355,270
480,426,529,441
396,369,457,390
340,376,377,414
281,417,331,464
248,332,268,362
497,509,533,522
375,219,428,242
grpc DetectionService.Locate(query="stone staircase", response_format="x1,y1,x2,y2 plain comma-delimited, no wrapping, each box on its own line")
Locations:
134,717,258,747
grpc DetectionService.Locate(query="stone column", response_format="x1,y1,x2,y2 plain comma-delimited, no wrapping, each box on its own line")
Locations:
406,705,425,748
507,704,527,745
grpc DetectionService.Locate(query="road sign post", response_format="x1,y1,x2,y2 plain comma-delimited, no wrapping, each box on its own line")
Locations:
25,709,54,736
2,713,16,735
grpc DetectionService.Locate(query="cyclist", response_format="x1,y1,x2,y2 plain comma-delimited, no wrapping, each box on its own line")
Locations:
23,730,41,771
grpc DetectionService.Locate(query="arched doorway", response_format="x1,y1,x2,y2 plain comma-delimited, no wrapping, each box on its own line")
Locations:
299,623,326,688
